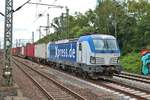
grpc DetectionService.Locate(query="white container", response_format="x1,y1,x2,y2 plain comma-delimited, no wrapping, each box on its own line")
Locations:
35,44,47,59
21,46,25,55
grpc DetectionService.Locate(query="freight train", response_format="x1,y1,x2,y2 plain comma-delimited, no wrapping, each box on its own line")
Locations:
12,34,121,78
141,49,150,76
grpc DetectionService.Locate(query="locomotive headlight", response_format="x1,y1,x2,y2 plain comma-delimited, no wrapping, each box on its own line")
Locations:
90,56,96,64
111,57,119,64
117,58,120,63
116,57,120,64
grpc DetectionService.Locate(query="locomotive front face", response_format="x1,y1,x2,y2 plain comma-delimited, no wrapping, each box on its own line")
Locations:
77,34,121,76
77,35,120,66
90,38,120,65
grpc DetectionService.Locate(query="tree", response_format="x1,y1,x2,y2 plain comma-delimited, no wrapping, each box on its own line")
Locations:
38,0,150,55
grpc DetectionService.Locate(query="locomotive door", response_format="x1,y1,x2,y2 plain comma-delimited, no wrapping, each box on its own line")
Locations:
78,43,82,62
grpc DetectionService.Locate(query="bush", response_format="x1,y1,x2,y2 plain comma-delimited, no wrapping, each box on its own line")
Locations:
120,52,141,74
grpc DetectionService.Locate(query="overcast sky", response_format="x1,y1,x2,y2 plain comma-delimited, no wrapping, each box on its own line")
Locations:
0,0,97,47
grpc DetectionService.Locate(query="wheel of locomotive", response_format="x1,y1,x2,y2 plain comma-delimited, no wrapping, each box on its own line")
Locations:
75,68,82,77
74,69,80,76
114,65,122,74
61,64,66,70
43,60,46,65
82,72,88,79
80,69,88,79
71,68,76,75
55,63,60,69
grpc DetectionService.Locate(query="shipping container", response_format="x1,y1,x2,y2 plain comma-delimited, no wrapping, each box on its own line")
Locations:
12,48,17,55
35,44,47,59
16,47,21,55
20,46,26,57
24,46,27,57
21,46,25,55
26,43,35,58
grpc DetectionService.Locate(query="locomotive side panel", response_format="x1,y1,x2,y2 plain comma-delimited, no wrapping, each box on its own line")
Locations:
47,42,77,65
77,41,91,65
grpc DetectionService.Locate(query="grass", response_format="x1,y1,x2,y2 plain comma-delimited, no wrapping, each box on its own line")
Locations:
120,52,142,74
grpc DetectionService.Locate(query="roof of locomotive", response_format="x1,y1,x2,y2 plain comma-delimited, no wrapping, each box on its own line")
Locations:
81,34,116,39
48,34,116,44
78,34,116,42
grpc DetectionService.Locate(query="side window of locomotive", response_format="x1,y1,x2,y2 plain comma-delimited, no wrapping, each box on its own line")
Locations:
79,43,82,51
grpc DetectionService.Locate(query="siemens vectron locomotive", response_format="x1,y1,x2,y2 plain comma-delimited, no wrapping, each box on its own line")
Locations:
12,34,121,78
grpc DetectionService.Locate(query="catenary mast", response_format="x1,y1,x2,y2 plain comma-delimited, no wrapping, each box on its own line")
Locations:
3,0,13,86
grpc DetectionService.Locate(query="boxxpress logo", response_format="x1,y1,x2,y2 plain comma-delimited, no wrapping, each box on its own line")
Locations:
55,44,75,58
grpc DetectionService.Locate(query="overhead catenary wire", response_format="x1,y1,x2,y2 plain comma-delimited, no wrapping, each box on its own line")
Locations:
28,2,63,8
0,12,4,16
13,0,31,12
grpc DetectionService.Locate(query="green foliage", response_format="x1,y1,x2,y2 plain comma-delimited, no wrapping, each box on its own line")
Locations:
120,52,141,74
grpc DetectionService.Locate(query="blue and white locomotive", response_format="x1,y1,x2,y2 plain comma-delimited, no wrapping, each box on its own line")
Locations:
47,34,121,78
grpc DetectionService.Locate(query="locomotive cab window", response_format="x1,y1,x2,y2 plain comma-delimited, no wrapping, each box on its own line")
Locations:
106,39,118,50
79,43,82,51
93,39,105,50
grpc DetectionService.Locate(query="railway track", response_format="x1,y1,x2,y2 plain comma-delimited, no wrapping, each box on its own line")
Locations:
13,58,86,100
94,78,150,100
14,57,150,100
114,74,150,85
120,71,150,80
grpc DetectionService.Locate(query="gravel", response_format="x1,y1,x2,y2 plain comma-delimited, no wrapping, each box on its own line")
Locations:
12,61,47,100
